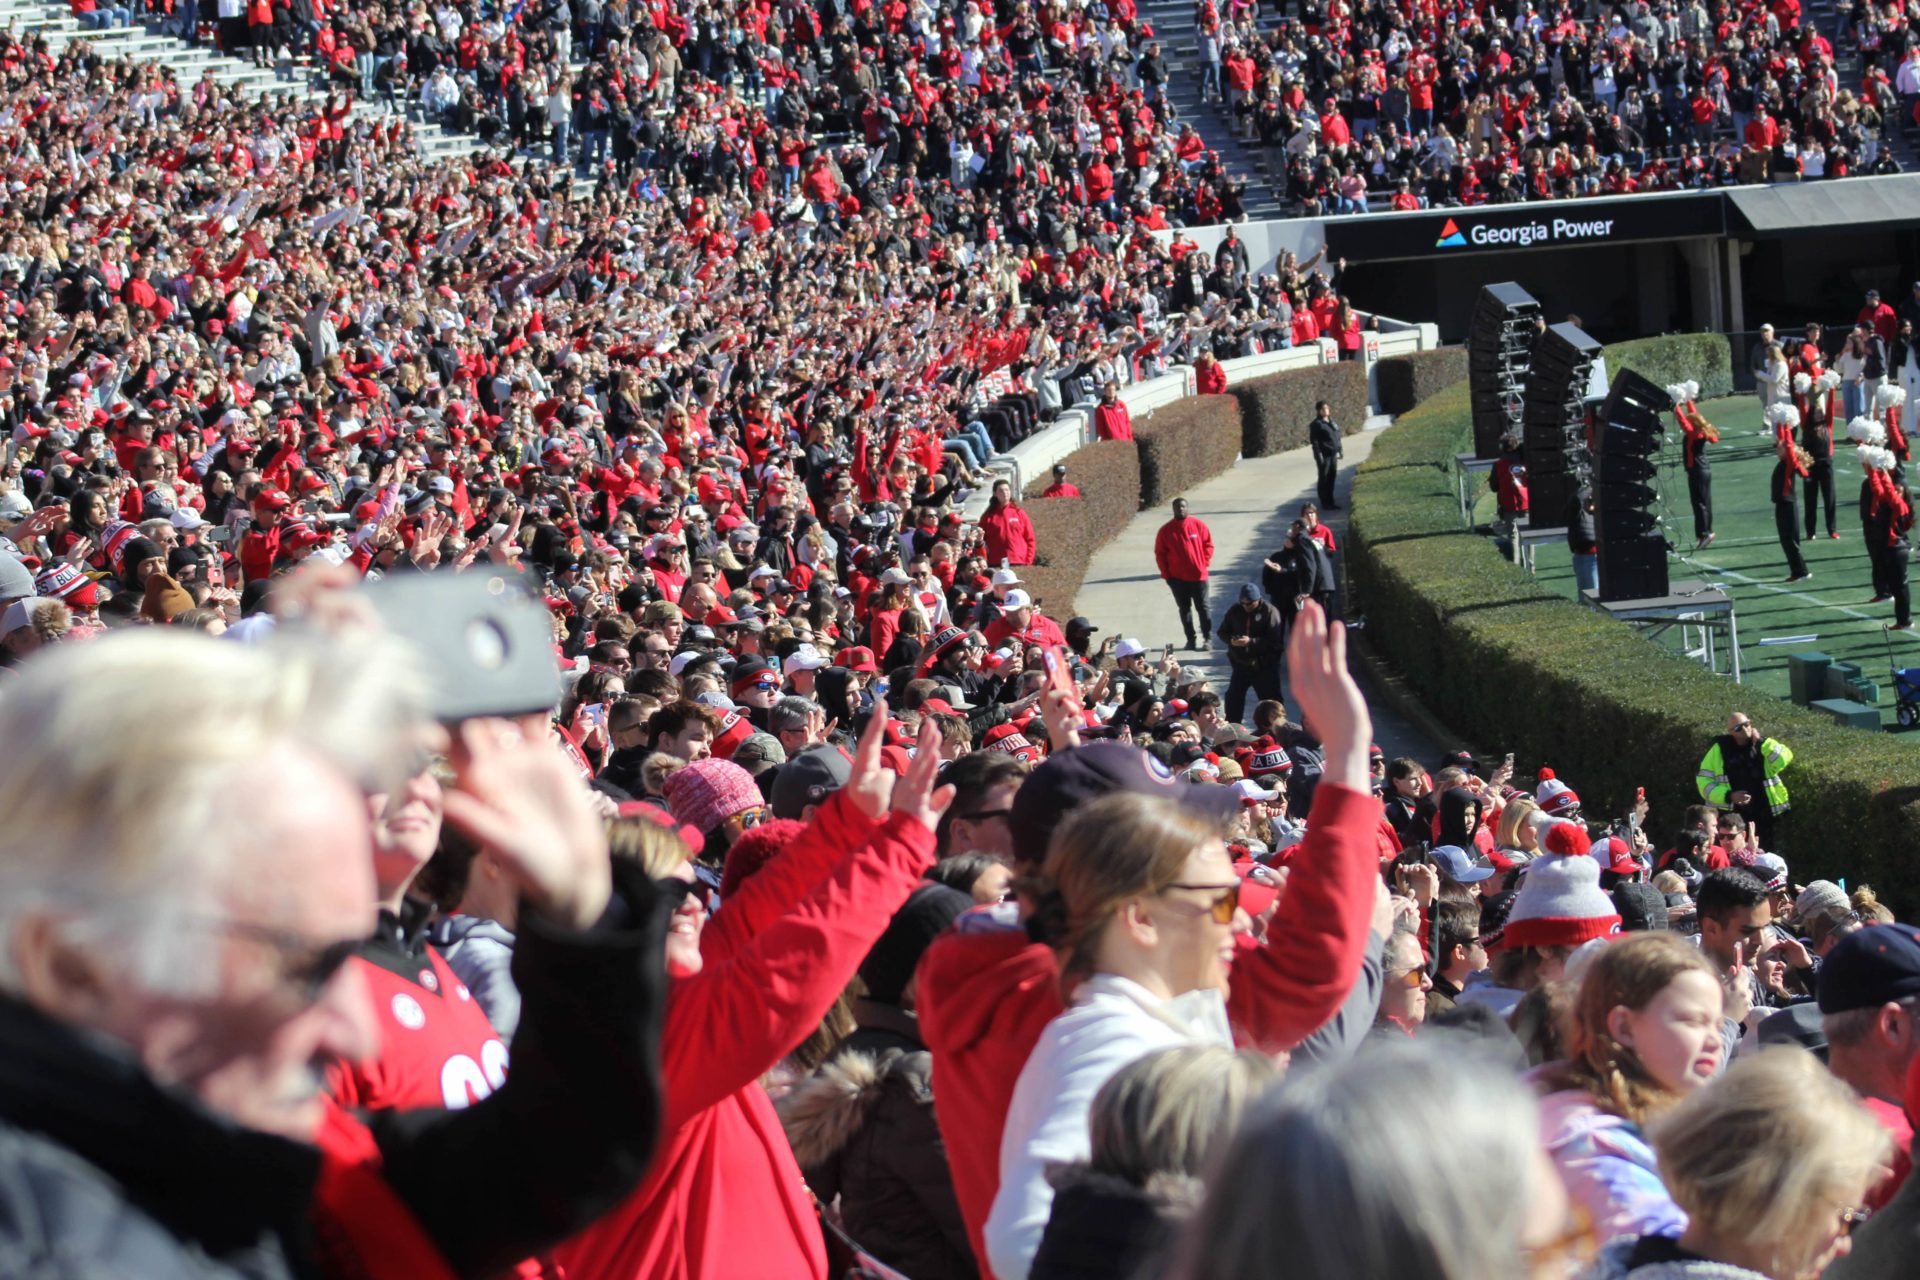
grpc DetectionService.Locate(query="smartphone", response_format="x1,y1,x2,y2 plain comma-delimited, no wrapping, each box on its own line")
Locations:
357,570,561,721
581,702,607,729
1503,752,1515,768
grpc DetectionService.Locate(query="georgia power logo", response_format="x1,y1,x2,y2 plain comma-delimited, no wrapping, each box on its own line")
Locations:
1435,214,1618,250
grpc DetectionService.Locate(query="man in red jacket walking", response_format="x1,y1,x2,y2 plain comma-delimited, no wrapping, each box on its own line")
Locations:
1154,496,1214,649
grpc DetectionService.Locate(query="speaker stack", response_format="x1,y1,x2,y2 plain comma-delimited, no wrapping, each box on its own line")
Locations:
1593,369,1675,602
1466,283,1541,459
1519,323,1602,533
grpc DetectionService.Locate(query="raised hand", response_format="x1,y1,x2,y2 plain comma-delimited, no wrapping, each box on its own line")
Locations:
843,696,898,822
442,718,612,931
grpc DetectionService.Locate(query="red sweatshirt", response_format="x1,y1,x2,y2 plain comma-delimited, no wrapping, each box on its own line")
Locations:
917,781,1382,1272
553,796,936,1280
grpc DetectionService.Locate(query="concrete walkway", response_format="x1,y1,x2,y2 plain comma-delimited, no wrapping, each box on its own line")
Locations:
1075,420,1446,763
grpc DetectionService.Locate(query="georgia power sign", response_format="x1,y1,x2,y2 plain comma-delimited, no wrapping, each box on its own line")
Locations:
1433,214,1618,249
1323,193,1727,263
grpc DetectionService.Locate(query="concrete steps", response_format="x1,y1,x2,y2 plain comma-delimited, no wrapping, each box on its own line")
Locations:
0,0,486,163
1138,0,1287,221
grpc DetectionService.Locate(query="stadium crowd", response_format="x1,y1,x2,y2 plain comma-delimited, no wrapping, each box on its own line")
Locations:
2,5,1920,1280
1191,0,1904,211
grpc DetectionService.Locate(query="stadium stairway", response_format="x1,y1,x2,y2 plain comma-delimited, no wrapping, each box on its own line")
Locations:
0,0,484,164
1139,0,1288,221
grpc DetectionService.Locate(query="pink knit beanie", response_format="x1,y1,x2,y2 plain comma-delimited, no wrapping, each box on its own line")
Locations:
661,758,764,835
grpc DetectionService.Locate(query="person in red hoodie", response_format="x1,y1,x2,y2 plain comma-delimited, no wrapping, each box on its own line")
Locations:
1092,380,1134,441
552,710,953,1280
917,602,1381,1276
1153,496,1214,649
979,478,1037,566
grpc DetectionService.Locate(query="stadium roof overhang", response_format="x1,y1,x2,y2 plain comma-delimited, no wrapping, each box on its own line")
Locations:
1726,175,1920,238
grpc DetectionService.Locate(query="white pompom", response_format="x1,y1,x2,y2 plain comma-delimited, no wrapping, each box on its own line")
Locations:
1665,383,1688,406
1683,380,1700,401
1764,403,1799,429
1847,415,1887,446
1877,383,1908,410
1817,369,1842,392
1793,372,1812,395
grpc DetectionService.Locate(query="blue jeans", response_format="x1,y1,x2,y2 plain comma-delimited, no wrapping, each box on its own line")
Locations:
1574,552,1599,594
944,438,985,471
1199,61,1221,100
955,419,996,462
1334,194,1367,214
550,118,571,165
1842,380,1866,421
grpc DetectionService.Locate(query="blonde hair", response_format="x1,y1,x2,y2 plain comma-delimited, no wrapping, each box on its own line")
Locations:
1089,1045,1278,1186
1652,870,1687,896
1034,791,1227,993
607,813,694,879
0,628,424,996
1545,932,1721,1124
1851,885,1894,924
1652,1049,1889,1274
1494,795,1540,850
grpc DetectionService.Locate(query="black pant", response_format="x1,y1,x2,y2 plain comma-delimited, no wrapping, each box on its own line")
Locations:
1687,466,1713,540
1871,536,1892,599
1225,663,1283,725
1167,578,1212,644
1740,802,1778,855
1314,450,1338,506
1804,458,1836,538
1776,502,1807,577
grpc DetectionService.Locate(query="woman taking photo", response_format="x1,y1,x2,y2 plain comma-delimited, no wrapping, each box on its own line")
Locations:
1586,1049,1887,1280
1536,932,1726,1243
986,790,1247,1280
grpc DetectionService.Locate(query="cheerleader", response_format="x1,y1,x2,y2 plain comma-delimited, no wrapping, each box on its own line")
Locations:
1851,422,1891,602
1771,434,1813,583
1859,445,1914,628
1668,380,1718,547
1875,382,1911,486
1792,368,1842,539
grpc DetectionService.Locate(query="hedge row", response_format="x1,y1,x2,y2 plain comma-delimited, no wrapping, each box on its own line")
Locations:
1374,346,1470,417
1231,360,1370,458
1135,394,1244,509
1021,437,1143,621
1348,354,1920,905
1604,332,1734,400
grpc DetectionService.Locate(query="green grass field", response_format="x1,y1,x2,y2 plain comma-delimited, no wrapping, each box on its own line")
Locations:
1473,397,1920,730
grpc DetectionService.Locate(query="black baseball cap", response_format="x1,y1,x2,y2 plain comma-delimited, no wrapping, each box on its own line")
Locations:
771,745,853,820
1818,923,1920,1014
1009,742,1240,867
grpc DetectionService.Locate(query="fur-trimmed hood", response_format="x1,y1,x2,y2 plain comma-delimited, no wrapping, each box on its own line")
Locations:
778,1047,931,1168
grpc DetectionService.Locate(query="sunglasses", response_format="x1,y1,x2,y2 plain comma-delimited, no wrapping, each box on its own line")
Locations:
1162,881,1240,925
1841,1206,1873,1235
1389,966,1429,989
725,805,769,834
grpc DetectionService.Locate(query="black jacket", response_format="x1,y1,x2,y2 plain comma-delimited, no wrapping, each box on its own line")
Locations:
0,865,676,1279
1216,598,1285,668
779,1003,973,1280
1029,1167,1198,1280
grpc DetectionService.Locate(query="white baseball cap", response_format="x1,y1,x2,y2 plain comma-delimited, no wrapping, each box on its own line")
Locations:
170,508,205,531
879,566,913,585
1113,637,1148,659
991,567,1024,587
1231,779,1283,804
1002,589,1033,610
785,643,831,671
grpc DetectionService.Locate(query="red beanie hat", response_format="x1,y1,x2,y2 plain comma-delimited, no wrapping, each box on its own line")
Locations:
719,817,809,900
660,758,762,835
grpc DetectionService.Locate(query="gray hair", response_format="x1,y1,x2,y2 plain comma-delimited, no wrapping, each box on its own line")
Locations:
0,627,424,997
1170,1036,1543,1280
769,695,820,733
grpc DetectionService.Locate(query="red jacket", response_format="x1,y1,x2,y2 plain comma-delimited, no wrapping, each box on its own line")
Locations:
1153,515,1214,581
918,782,1382,1272
553,797,935,1280
979,500,1037,566
1195,361,1227,395
1092,400,1134,441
